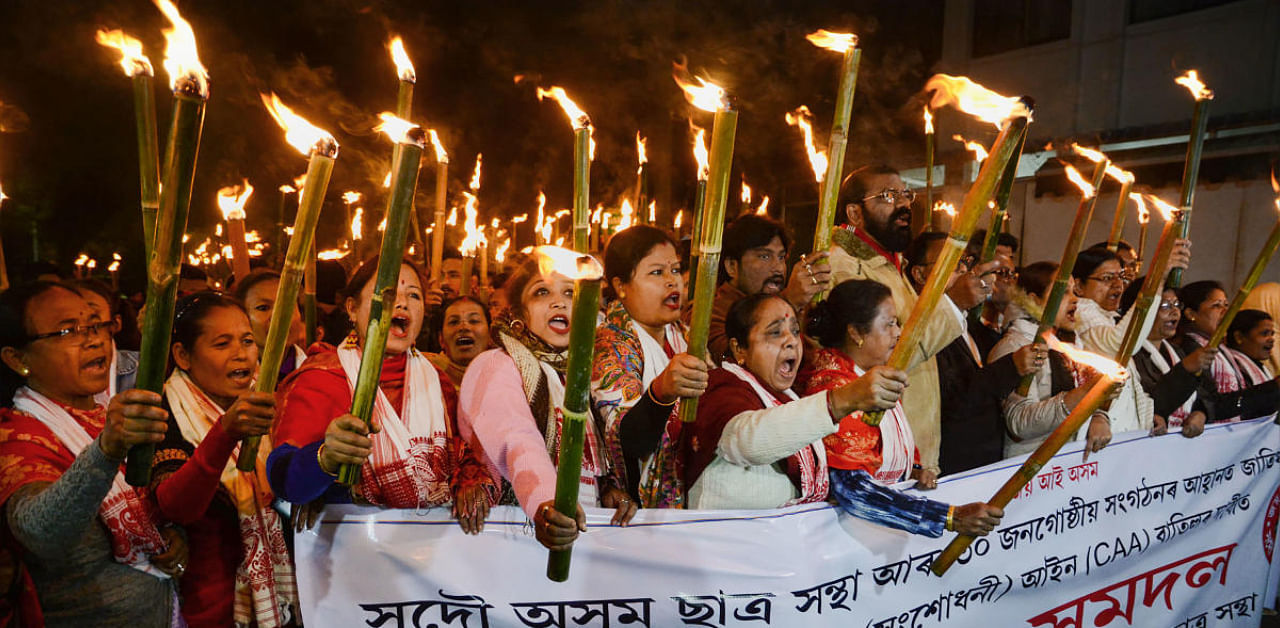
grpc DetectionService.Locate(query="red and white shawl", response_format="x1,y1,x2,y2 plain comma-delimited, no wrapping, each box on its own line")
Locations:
1140,339,1194,428
336,337,455,508
165,370,298,627
720,363,829,505
11,387,169,577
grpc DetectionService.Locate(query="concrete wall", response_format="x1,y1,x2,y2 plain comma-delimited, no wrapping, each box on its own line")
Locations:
939,0,1280,139
931,177,1280,287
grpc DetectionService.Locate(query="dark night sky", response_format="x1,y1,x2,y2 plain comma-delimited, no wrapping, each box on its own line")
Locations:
0,0,945,290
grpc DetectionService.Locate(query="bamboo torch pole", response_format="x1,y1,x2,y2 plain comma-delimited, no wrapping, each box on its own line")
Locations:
1013,158,1109,396
95,30,160,259
862,77,1031,425
236,94,338,469
125,4,209,485
969,131,1029,323
932,346,1124,576
807,29,861,264
672,66,738,423
1206,218,1280,350
686,126,710,299
217,180,254,283
925,106,936,232
0,186,9,292
635,132,649,224
1114,195,1185,364
428,130,448,282
539,247,605,582
1106,178,1134,253
1167,71,1214,289
304,245,317,347
536,87,593,254
337,118,426,485
388,37,423,259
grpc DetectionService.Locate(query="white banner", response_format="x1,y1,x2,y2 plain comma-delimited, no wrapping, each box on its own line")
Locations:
296,418,1280,628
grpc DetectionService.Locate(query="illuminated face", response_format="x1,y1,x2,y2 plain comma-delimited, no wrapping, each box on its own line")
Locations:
440,258,469,298
1076,259,1125,312
1234,318,1276,362
345,264,424,355
1185,289,1228,338
243,278,306,350
855,297,901,368
726,236,788,296
173,306,259,409
616,242,684,331
440,299,491,366
1151,289,1181,342
520,274,575,350
10,288,113,403
852,173,913,253
730,297,803,394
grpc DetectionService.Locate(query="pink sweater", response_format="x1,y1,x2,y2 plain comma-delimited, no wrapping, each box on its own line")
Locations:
458,349,558,520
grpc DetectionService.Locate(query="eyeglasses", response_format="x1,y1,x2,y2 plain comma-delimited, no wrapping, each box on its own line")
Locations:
1158,300,1183,311
27,320,119,344
1085,273,1128,286
862,188,916,205
992,268,1017,280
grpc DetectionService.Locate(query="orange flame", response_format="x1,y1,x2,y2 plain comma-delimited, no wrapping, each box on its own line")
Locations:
317,248,350,261
1142,194,1179,222
427,129,448,164
535,191,547,240
469,154,482,191
459,192,484,256
741,179,752,205
342,191,361,205
618,198,635,230
1133,194,1150,225
636,132,648,171
293,174,307,189
1175,70,1213,101
934,201,956,218
805,29,858,54
953,134,988,163
1042,332,1126,379
925,74,1029,128
216,179,254,221
75,254,88,268
755,196,770,216
1062,163,1097,198
382,172,392,188
922,106,933,135
1272,168,1280,214
261,93,337,156
0,182,7,208
536,86,595,158
692,125,710,181
446,206,458,226
351,207,363,240
495,238,511,264
533,246,604,281
279,184,296,194
590,204,602,225
95,29,153,78
512,213,528,224
1069,143,1107,164
374,112,419,144
388,36,415,83
153,0,208,97
672,60,729,113
674,209,684,229
648,199,656,222
785,105,829,183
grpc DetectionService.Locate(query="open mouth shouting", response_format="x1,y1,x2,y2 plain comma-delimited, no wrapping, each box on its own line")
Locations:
777,352,799,382
762,274,786,294
390,313,412,339
81,353,109,378
663,290,682,311
547,314,570,336
454,332,476,348
227,367,253,387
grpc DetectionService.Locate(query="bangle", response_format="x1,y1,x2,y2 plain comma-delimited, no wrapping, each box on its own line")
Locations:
946,505,955,532
647,384,677,407
317,444,338,477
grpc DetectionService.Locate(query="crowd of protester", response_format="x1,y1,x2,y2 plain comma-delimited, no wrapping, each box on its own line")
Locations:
2,164,1276,627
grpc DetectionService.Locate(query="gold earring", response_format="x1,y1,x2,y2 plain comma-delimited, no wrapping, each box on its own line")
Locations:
18,367,29,377
854,338,864,348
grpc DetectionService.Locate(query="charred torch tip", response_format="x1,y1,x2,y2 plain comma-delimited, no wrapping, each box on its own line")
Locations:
312,136,340,159
173,73,209,99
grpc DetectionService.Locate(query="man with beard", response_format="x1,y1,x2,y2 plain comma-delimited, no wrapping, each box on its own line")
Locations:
704,214,832,362
827,165,992,482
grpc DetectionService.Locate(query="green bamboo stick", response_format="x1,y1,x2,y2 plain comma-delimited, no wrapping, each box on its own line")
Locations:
1105,179,1134,253
1115,202,1183,364
431,156,449,281
811,45,861,259
925,114,935,233
573,127,591,253
1013,158,1109,397
1205,218,1280,350
687,179,708,299
865,115,1029,425
126,82,207,487
1167,82,1213,289
304,247,317,347
969,131,1028,324
134,74,160,259
679,108,739,423
547,254,604,582
237,143,337,471
337,126,426,486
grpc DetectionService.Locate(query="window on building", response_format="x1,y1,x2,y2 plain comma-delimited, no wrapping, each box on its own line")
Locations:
972,0,1073,58
1129,0,1242,24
